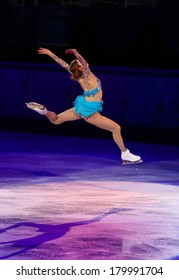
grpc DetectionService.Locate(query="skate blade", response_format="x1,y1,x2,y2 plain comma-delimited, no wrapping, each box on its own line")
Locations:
121,159,143,165
25,102,45,110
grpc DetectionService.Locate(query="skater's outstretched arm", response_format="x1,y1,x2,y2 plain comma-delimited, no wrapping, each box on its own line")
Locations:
38,47,70,72
65,49,90,76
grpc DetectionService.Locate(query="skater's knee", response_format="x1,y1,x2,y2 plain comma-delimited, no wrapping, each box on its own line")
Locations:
49,118,58,125
112,123,121,134
49,116,62,125
50,120,59,125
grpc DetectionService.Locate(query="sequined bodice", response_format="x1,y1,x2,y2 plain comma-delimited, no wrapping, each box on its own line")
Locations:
83,79,101,97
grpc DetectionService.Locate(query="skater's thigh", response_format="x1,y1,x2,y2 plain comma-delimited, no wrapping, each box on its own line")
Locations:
56,108,82,123
84,113,120,132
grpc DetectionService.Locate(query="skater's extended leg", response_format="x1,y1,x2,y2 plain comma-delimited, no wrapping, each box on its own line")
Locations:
25,102,81,123
46,108,81,124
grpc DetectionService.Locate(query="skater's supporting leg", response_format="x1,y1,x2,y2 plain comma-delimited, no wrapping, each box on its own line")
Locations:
85,113,142,164
84,112,126,152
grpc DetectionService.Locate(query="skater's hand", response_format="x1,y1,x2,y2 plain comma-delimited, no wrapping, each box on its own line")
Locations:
38,47,51,55
65,49,77,55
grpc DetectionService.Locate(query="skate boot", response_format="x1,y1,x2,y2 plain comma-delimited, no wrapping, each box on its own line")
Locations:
25,102,47,115
121,149,143,165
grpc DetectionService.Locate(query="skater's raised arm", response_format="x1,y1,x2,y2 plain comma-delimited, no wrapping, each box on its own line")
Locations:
65,49,89,76
38,47,70,72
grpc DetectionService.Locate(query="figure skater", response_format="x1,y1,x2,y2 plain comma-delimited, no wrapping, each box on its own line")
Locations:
25,48,142,164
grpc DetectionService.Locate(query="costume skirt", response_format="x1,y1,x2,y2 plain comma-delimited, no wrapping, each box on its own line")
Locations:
73,95,103,118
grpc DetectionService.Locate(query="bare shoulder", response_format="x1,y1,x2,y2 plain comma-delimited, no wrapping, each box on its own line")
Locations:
85,69,96,79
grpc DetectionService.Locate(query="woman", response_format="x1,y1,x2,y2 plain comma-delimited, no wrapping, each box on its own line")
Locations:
26,48,142,164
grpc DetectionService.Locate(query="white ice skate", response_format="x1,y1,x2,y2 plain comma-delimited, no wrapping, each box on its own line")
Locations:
121,149,143,165
25,102,47,115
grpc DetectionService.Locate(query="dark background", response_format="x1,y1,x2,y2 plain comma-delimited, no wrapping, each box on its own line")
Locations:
1,0,179,68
